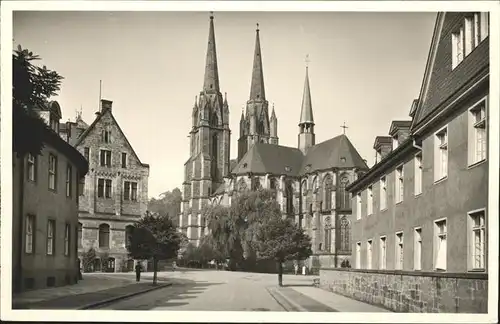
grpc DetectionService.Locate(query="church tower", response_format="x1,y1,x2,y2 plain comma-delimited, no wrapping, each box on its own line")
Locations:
180,13,231,246
238,24,278,161
298,61,315,153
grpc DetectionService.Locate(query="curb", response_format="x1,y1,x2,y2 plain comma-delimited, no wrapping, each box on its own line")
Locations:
78,282,172,310
265,287,308,312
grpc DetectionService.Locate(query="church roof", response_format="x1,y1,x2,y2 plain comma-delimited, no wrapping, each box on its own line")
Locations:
301,134,368,173
232,143,304,176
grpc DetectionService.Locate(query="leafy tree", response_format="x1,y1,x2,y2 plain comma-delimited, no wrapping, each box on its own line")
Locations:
127,213,183,285
99,251,110,272
254,217,312,286
82,248,97,273
148,188,182,226
12,45,64,158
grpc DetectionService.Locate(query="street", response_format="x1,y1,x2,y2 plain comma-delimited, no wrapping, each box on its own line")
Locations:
93,270,316,311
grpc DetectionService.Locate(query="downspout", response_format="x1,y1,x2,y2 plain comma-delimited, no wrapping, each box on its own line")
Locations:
412,137,422,150
16,154,25,293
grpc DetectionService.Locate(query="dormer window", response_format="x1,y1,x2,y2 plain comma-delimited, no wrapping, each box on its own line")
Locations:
284,166,291,172
452,12,489,70
243,163,248,168
393,135,399,150
50,116,59,133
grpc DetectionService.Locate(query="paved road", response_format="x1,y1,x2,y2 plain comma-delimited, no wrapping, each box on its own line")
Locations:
94,270,316,311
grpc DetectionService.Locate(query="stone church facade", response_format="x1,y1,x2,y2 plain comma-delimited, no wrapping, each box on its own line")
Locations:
179,14,369,269
60,100,149,272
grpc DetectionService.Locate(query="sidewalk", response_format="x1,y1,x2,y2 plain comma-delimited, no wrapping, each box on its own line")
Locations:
12,273,171,310
268,285,391,312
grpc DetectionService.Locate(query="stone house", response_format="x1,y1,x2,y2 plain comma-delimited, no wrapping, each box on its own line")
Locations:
320,12,490,313
12,101,88,292
60,99,150,272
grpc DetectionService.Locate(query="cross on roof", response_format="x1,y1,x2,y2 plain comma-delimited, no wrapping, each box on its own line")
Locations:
305,54,310,68
341,122,348,135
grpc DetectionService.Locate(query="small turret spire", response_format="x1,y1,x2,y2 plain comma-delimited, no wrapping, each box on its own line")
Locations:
203,12,220,92
194,96,198,108
249,23,266,101
271,103,276,120
299,55,314,125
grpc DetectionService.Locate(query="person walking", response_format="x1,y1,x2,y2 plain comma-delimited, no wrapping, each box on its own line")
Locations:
135,263,142,282
294,261,299,276
77,258,83,280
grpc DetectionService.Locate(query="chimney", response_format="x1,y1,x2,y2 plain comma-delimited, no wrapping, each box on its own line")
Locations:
100,99,113,113
373,136,392,162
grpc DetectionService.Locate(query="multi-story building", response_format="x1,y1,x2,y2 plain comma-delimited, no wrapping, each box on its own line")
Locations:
326,12,489,313
179,14,369,270
61,99,150,272
12,101,88,292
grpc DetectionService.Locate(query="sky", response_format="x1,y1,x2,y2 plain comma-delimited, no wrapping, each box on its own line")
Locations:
13,11,437,199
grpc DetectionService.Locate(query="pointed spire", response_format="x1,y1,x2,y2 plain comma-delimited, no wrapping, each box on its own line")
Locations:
249,23,266,101
240,106,245,120
203,12,220,92
299,55,314,125
224,92,228,104
271,103,276,120
194,96,198,108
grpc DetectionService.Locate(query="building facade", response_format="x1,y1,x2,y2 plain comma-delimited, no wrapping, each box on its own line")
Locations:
318,12,489,313
13,101,88,292
179,14,369,270
61,99,150,272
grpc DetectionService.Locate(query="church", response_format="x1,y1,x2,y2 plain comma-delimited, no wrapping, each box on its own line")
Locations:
179,13,369,269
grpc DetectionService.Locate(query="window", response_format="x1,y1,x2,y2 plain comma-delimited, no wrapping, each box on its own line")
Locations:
355,242,361,269
50,117,59,133
452,26,464,69
469,99,487,165
121,153,127,168
356,193,362,220
324,228,332,252
270,177,277,190
414,153,423,196
414,227,422,270
435,127,448,181
78,223,83,248
323,175,333,210
100,150,112,167
27,154,37,182
392,136,398,150
339,216,351,252
102,129,111,143
469,210,486,270
379,236,387,270
48,154,57,190
434,219,447,271
25,215,35,254
124,181,138,201
66,164,72,197
395,165,404,203
367,186,373,215
285,181,294,215
338,176,350,209
97,179,112,198
98,224,110,248
78,175,85,196
478,12,489,41
367,240,373,270
395,232,404,270
64,224,70,256
47,220,55,255
84,147,90,162
380,177,387,210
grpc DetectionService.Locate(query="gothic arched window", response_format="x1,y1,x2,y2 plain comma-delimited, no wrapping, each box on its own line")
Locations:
339,216,351,252
301,179,307,196
252,177,261,191
237,178,247,192
98,223,110,248
269,177,277,190
323,175,333,210
211,134,218,181
338,175,351,209
285,180,294,215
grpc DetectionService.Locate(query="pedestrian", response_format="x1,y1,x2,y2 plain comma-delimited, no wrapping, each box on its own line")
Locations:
294,261,299,276
302,264,307,276
172,260,177,272
135,263,142,282
77,258,83,280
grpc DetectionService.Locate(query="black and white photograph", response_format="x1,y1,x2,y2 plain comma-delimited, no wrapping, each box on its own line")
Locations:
0,1,498,323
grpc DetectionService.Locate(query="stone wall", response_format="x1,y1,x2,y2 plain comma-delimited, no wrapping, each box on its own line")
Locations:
320,268,487,313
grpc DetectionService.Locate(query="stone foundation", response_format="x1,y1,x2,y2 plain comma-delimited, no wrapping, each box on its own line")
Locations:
319,268,488,313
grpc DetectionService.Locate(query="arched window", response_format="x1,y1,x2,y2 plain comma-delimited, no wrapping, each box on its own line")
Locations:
211,111,219,126
237,178,247,192
252,177,261,190
211,134,218,181
338,175,351,209
125,225,134,248
269,177,277,190
339,216,351,252
78,222,83,248
285,180,294,215
98,224,110,248
301,179,307,196
323,175,333,210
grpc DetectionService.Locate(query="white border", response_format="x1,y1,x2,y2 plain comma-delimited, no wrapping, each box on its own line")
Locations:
1,1,499,323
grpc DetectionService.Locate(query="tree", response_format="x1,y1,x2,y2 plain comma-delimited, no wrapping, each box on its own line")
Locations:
127,213,183,285
82,248,97,273
148,188,182,226
13,45,64,158
254,217,312,286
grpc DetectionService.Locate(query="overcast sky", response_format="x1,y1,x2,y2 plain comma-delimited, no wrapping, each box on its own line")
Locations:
13,11,436,199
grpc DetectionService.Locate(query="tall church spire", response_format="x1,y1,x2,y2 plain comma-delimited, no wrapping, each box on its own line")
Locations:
203,12,220,93
249,23,266,100
299,58,314,125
